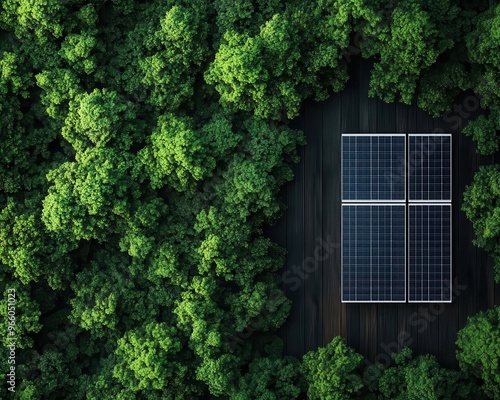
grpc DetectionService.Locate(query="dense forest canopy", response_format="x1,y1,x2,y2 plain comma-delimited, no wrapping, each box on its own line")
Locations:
1,0,500,398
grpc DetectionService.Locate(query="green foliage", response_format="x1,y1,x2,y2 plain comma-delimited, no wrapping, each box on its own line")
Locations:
113,322,199,396
212,0,284,44
2,0,500,398
206,1,352,120
139,111,239,191
35,68,82,120
42,148,140,241
1,0,68,41
235,355,303,399
62,89,140,152
463,113,500,155
106,1,210,112
465,4,500,112
14,320,92,399
374,348,482,400
0,49,59,193
462,165,500,282
457,306,500,400
359,0,461,105
302,336,364,400
0,282,42,349
417,61,472,118
460,4,500,155
205,14,304,120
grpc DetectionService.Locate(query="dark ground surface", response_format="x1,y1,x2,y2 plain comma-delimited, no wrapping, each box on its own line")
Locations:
266,57,500,369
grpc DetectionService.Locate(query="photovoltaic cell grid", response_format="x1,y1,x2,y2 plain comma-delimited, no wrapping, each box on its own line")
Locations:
342,205,406,302
409,135,451,201
341,133,452,303
409,205,452,302
342,135,405,201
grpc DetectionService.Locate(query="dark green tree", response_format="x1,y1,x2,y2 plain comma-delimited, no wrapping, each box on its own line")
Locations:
374,347,483,400
462,4,500,155
462,165,500,283
457,306,500,400
358,0,462,106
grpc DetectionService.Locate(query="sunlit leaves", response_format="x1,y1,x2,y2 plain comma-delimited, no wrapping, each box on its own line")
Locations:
303,337,364,400
42,149,139,241
139,111,238,191
113,322,198,397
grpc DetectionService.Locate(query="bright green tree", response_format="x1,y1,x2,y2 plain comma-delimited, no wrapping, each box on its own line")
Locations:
113,322,201,397
206,1,353,121
302,336,364,400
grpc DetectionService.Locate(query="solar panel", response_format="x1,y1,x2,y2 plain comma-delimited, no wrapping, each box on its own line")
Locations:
342,134,406,201
342,204,406,302
409,204,452,302
341,133,452,303
409,135,451,201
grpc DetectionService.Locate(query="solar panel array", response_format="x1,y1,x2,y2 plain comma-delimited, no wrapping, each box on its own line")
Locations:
342,135,405,201
342,205,406,302
409,205,452,302
409,135,451,201
341,133,452,303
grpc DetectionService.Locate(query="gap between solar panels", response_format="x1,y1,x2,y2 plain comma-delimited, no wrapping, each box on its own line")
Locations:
341,134,452,303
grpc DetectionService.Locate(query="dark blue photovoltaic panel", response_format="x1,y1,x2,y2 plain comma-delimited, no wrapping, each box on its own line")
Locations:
342,135,405,201
409,135,451,201
342,205,406,302
409,205,452,302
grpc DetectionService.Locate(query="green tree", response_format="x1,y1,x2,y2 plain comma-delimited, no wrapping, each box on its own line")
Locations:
0,282,42,349
41,147,154,242
205,14,304,121
237,355,303,399
62,88,141,153
106,1,210,112
0,49,62,194
113,322,202,397
206,1,352,121
302,336,364,400
212,0,284,44
359,0,461,106
462,165,500,283
457,306,500,400
138,110,239,191
462,4,500,155
0,195,73,287
463,114,500,155
374,347,482,400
